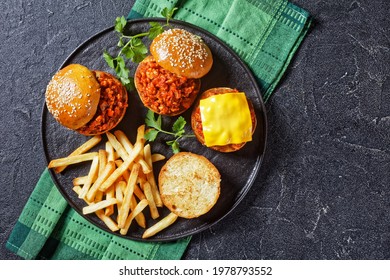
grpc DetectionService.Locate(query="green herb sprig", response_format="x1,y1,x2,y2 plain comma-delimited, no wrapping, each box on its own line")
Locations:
103,7,178,91
144,110,195,154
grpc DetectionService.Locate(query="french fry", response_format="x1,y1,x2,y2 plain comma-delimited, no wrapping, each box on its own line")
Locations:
105,141,115,162
120,199,149,235
106,132,129,161
105,185,115,216
131,195,146,228
114,151,121,160
134,185,146,201
144,144,163,207
73,185,119,232
104,143,116,216
143,181,159,219
115,129,151,174
99,141,142,192
146,174,162,206
138,158,152,174
54,135,101,173
136,125,145,144
72,185,82,194
94,190,104,203
95,210,120,232
114,160,128,178
123,163,140,199
151,153,166,162
48,152,98,169
93,149,108,203
114,130,133,150
82,198,117,215
78,156,99,199
86,161,116,202
98,149,108,176
108,131,151,174
115,180,126,209
137,171,147,188
115,159,145,200
49,127,181,238
73,176,88,186
142,212,178,239
118,163,140,228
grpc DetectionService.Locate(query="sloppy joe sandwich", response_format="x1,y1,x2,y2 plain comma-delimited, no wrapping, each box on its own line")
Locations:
135,28,213,116
191,87,257,152
45,64,128,135
159,152,221,219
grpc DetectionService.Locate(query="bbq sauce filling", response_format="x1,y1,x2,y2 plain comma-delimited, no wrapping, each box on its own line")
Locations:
77,71,128,135
136,57,200,115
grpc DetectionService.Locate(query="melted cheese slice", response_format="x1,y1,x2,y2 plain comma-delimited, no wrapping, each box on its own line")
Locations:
200,92,252,147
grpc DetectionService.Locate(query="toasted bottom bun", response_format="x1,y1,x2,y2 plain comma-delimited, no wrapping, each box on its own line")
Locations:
159,152,221,219
76,71,128,136
191,87,257,153
134,56,201,116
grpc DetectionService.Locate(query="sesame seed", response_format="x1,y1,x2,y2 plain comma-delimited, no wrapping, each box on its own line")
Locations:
155,28,209,70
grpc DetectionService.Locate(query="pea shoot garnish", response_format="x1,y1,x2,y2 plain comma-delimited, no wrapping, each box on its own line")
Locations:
103,7,178,91
144,110,195,154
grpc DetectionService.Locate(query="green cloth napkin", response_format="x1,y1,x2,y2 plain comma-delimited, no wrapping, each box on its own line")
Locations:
6,169,191,259
6,0,311,260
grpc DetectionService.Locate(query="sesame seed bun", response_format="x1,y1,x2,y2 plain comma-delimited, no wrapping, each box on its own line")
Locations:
191,87,257,153
150,28,213,79
159,152,221,219
45,64,101,130
45,64,128,135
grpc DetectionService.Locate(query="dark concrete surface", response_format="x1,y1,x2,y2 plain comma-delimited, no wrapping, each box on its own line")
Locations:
0,0,389,260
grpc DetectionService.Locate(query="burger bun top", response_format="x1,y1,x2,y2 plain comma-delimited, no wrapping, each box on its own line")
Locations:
150,28,213,79
45,64,101,130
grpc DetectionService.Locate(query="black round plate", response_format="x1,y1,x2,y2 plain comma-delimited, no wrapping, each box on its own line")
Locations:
42,18,267,242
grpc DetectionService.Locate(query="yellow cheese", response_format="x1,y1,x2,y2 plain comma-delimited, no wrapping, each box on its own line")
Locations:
199,92,252,147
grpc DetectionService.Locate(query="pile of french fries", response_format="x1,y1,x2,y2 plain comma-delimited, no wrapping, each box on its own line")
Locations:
48,125,178,239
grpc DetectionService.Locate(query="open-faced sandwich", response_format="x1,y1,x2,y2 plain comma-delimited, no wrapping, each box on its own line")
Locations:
158,152,221,218
45,64,128,135
191,87,257,152
135,28,213,116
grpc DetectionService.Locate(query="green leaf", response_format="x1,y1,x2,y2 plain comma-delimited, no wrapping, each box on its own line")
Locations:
161,7,169,18
161,7,177,21
148,22,164,39
132,52,147,63
119,75,131,85
144,129,159,142
172,116,186,136
124,78,135,92
131,37,143,46
117,37,124,47
145,110,162,130
132,44,148,63
121,46,135,60
103,50,115,69
116,56,129,78
167,140,180,154
115,16,127,33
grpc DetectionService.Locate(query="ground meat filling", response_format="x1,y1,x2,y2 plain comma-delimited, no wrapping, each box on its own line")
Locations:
136,57,199,115
77,71,127,135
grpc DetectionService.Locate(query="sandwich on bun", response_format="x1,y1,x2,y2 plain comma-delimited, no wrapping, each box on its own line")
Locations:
191,87,257,152
45,64,128,135
135,28,213,116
